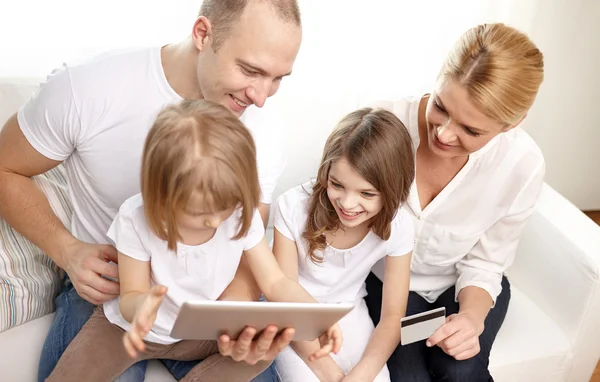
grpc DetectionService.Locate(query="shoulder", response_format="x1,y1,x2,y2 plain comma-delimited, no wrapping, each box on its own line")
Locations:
487,127,546,181
117,193,146,221
276,182,312,210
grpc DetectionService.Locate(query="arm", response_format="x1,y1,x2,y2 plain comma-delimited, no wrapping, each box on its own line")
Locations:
346,253,411,381
117,252,152,322
217,202,271,302
117,251,168,358
428,161,545,359
273,228,345,381
0,115,119,303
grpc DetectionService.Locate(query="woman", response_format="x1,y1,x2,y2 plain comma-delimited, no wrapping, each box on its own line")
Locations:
365,23,545,382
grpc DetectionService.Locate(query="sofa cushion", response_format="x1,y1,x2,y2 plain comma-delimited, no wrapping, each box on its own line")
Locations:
489,286,572,382
0,165,71,332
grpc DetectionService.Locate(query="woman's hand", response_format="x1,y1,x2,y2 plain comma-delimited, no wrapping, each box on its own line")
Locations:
426,311,484,360
122,285,168,358
309,323,343,361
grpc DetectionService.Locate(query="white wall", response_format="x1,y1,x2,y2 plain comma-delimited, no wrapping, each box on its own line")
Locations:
1,0,598,209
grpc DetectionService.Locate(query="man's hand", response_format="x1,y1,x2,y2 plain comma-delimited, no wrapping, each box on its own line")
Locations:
61,240,120,304
426,311,484,360
217,325,295,365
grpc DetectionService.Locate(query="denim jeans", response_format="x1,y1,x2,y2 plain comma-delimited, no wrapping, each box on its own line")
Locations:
38,277,147,382
38,277,278,381
364,273,510,382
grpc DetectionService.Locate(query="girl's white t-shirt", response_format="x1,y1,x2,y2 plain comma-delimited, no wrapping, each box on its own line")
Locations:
273,183,414,304
103,193,265,344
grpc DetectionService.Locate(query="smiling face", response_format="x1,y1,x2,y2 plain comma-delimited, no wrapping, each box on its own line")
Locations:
326,157,383,229
193,1,302,117
424,78,513,159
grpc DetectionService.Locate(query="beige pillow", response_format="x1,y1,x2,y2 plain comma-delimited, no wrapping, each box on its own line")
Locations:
0,165,71,332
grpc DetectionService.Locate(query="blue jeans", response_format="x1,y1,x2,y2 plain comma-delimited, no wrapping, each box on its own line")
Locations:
38,277,278,381
364,273,510,382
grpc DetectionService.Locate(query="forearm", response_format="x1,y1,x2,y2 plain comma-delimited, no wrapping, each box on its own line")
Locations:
457,286,494,324
119,291,148,323
262,276,316,304
291,341,345,381
0,171,76,266
352,316,401,379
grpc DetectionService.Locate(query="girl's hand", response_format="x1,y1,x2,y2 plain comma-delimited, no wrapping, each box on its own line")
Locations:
309,323,343,361
122,285,168,358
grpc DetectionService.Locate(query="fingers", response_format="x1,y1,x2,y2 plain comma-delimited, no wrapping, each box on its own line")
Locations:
310,336,333,361
102,245,119,263
268,327,294,358
254,325,278,358
427,316,459,347
230,327,256,362
330,327,343,354
150,285,168,298
441,334,480,359
78,283,116,305
217,334,234,356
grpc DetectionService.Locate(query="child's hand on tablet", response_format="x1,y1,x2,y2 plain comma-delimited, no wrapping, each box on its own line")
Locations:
309,323,343,361
123,285,168,358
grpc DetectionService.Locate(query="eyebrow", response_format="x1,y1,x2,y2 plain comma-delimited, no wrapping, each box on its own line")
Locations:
235,58,292,78
329,175,378,193
435,96,486,134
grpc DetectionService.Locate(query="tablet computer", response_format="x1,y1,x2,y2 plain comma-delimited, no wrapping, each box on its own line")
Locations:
170,300,354,341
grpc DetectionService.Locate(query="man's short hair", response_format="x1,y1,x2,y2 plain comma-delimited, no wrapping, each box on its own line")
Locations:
199,0,301,51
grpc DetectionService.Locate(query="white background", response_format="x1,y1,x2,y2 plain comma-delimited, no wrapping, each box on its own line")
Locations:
0,0,598,209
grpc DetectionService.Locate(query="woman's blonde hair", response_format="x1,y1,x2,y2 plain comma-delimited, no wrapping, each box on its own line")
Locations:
141,100,260,251
302,108,415,263
440,23,544,125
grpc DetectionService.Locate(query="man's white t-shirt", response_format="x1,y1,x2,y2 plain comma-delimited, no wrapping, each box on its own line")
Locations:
103,193,265,344
273,183,414,303
17,47,285,245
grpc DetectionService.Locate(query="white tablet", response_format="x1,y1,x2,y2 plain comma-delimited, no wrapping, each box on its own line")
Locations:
170,300,354,341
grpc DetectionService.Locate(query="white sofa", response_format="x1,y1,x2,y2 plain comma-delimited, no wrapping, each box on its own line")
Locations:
1,77,600,382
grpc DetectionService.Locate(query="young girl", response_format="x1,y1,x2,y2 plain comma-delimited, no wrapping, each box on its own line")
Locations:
47,100,341,382
272,108,415,382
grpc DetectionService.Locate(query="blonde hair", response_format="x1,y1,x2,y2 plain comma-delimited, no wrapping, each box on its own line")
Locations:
141,100,260,251
440,23,544,125
302,108,415,264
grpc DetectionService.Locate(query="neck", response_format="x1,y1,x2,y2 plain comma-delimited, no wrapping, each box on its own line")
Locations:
161,38,204,99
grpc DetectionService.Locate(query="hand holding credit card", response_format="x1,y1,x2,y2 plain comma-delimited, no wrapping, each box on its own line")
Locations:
400,307,446,346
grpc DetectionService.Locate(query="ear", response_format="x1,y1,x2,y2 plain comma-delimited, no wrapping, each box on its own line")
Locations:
502,112,528,132
191,16,213,52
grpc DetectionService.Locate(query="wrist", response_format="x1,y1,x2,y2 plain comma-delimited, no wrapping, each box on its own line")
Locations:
458,309,486,330
51,234,81,270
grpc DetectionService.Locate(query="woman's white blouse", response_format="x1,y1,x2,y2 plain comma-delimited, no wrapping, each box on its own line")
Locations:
370,98,545,305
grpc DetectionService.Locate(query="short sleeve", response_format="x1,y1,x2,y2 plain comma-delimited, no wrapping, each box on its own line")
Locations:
107,196,150,262
243,209,267,251
388,207,414,257
273,188,301,241
17,65,82,161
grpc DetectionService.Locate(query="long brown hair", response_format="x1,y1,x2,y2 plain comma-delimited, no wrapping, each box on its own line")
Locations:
440,23,544,125
141,100,260,251
302,108,415,263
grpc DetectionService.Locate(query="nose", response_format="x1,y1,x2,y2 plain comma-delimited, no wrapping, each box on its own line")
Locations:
246,80,271,108
339,192,359,210
436,119,457,145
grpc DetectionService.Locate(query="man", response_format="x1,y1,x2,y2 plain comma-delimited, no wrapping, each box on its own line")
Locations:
0,0,302,380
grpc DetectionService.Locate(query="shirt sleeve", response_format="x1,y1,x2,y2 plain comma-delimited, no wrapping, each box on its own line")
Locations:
455,160,546,305
388,207,415,257
17,65,82,161
107,205,150,262
243,209,267,251
272,190,297,241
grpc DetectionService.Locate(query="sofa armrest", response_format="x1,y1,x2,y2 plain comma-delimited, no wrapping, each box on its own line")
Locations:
506,183,600,381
